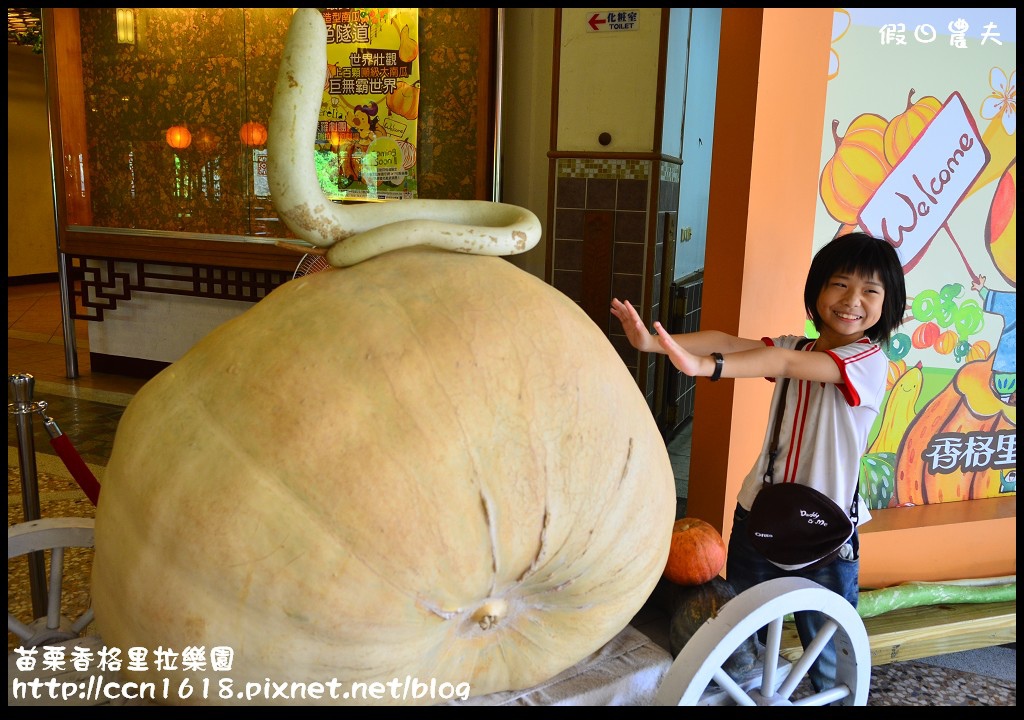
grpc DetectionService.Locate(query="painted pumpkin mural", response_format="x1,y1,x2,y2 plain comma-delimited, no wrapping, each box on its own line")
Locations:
891,354,1016,505
819,12,1016,510
882,88,942,166
984,158,1016,286
819,113,892,226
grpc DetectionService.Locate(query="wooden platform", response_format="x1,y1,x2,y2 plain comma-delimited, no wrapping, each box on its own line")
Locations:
780,600,1017,667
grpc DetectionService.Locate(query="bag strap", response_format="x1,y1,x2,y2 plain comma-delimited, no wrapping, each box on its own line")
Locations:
761,338,860,522
763,338,810,486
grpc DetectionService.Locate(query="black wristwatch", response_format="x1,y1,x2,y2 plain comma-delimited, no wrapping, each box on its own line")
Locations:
709,352,724,382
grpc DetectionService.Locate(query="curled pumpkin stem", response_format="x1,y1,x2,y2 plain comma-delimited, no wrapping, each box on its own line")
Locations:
268,8,541,268
470,598,508,630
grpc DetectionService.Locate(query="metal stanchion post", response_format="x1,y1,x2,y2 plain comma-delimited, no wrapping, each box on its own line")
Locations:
57,252,80,379
8,373,49,618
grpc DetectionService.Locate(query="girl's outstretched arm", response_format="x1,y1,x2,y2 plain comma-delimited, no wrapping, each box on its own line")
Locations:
610,298,762,355
653,323,844,384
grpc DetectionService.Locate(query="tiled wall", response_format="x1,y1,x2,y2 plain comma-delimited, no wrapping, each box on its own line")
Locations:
551,158,649,350
663,270,703,433
550,156,685,415
651,162,680,413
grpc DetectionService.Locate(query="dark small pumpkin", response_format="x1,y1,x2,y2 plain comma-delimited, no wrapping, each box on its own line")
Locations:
668,576,759,679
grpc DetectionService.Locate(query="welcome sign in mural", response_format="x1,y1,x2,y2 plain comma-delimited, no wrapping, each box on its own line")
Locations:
815,8,1016,509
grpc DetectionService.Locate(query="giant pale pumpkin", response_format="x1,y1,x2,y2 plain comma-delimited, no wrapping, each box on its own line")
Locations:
91,246,676,705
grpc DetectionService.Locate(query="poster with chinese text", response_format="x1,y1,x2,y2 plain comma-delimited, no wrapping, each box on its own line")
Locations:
316,8,419,201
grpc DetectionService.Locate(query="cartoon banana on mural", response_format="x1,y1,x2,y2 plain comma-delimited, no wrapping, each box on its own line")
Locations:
867,362,924,456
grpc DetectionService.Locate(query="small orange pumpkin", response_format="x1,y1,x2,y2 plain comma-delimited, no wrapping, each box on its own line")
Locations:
911,321,940,349
967,340,991,363
933,329,958,355
664,517,727,586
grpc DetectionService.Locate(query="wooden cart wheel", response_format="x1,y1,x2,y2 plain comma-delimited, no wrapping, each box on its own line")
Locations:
8,517,95,648
655,576,871,706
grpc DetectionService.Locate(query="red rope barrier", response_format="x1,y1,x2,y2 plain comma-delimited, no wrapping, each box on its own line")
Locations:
49,433,101,506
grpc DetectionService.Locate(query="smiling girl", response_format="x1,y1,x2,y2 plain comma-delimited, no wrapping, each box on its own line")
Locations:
612,231,907,693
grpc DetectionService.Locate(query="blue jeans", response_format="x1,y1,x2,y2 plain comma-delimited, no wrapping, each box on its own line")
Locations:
726,503,859,693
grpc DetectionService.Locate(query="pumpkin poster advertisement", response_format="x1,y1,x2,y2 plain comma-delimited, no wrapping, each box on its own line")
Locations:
315,7,420,201
814,8,1016,510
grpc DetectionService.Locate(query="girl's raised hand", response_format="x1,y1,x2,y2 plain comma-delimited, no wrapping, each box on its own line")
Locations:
610,298,656,353
653,322,705,377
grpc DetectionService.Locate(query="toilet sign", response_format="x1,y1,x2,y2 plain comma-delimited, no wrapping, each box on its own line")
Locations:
586,10,639,32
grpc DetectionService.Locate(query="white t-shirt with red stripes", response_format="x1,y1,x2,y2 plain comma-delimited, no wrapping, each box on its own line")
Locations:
736,334,888,526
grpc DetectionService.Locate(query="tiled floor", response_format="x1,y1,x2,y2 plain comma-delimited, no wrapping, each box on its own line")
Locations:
7,280,1015,706
8,282,149,397
8,282,147,478
667,421,691,519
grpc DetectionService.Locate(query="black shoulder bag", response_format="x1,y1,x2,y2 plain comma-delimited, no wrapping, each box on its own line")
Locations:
745,339,858,571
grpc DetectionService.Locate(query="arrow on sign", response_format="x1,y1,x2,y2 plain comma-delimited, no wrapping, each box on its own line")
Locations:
588,13,606,31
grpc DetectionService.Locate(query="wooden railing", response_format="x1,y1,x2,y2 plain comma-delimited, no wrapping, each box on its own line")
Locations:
781,600,1016,667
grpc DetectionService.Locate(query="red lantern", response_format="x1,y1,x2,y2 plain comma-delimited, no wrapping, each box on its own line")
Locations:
240,121,268,147
165,125,192,150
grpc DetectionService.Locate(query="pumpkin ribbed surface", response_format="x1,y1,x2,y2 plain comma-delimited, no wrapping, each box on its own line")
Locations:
386,80,420,120
91,247,675,705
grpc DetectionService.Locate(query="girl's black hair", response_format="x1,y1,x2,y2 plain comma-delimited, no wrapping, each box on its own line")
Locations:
804,232,907,343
